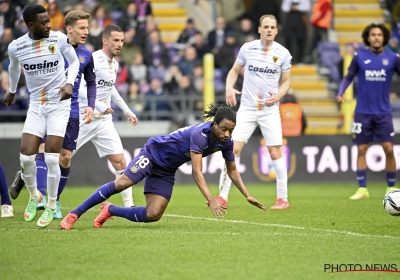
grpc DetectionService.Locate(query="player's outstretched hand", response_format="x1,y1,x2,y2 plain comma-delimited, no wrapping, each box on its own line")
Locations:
265,92,279,107
126,112,139,126
336,95,344,103
3,91,15,107
246,196,266,211
208,199,226,218
58,83,73,101
82,107,94,124
226,87,241,107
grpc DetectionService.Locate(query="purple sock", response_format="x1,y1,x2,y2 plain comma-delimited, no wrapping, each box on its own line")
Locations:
108,206,149,222
36,153,47,196
387,171,396,187
57,165,70,201
356,169,367,187
0,164,12,205
71,182,117,218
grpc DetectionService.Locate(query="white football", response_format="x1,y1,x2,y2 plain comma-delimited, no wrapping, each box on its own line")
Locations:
383,189,400,216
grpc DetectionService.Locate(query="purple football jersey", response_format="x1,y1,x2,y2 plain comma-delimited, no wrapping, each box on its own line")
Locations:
143,122,235,169
347,49,400,114
65,45,96,118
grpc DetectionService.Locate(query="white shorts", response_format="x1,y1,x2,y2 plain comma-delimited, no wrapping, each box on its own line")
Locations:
75,117,123,158
23,101,70,138
232,108,283,146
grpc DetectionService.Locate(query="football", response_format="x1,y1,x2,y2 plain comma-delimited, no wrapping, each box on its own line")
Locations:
383,189,400,216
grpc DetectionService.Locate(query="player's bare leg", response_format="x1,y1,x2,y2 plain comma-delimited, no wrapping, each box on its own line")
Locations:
350,144,370,200
108,153,134,207
269,145,290,210
382,142,397,194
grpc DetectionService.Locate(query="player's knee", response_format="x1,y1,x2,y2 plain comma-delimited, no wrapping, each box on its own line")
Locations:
20,154,36,166
146,209,162,222
59,151,72,167
114,175,133,192
110,155,126,170
357,145,368,156
383,146,395,157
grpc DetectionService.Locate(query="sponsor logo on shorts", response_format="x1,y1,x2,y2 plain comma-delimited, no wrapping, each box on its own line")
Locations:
390,132,395,137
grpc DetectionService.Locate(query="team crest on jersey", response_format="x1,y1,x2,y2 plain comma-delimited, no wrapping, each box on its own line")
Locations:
273,56,278,63
79,56,85,64
382,58,389,66
48,45,56,54
130,165,139,173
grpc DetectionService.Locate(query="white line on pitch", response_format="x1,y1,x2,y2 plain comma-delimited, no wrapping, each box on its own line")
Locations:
164,214,400,240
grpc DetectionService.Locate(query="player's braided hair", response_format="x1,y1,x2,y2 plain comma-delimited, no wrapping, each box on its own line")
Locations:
203,103,236,125
362,23,390,47
23,5,47,25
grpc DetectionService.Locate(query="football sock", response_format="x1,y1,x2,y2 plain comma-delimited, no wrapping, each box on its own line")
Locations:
71,182,117,218
219,159,235,201
0,164,11,205
116,170,134,207
45,153,60,210
108,205,148,222
20,153,38,199
273,158,288,201
386,171,396,187
36,153,47,196
356,169,367,187
57,165,70,201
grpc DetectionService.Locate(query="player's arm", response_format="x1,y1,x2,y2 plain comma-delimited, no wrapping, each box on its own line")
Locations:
59,39,80,101
81,55,96,124
226,62,244,107
3,47,20,106
225,160,266,210
337,54,358,103
81,77,95,124
266,71,291,107
111,86,139,126
191,151,226,218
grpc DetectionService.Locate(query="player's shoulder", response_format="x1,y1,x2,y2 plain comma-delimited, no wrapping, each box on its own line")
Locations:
239,39,260,51
50,30,67,42
272,41,290,56
192,122,212,135
8,34,29,53
77,45,93,57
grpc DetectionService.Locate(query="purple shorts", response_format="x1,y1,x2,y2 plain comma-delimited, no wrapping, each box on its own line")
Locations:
41,118,80,151
352,114,395,144
124,150,177,201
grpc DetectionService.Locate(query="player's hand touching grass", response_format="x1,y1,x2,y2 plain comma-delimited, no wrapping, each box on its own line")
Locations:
208,199,227,218
3,91,15,107
226,87,241,107
126,112,139,126
246,196,266,210
59,83,73,101
82,107,94,124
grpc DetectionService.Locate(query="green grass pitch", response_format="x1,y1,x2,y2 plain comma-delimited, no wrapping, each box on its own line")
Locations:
1,183,399,280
